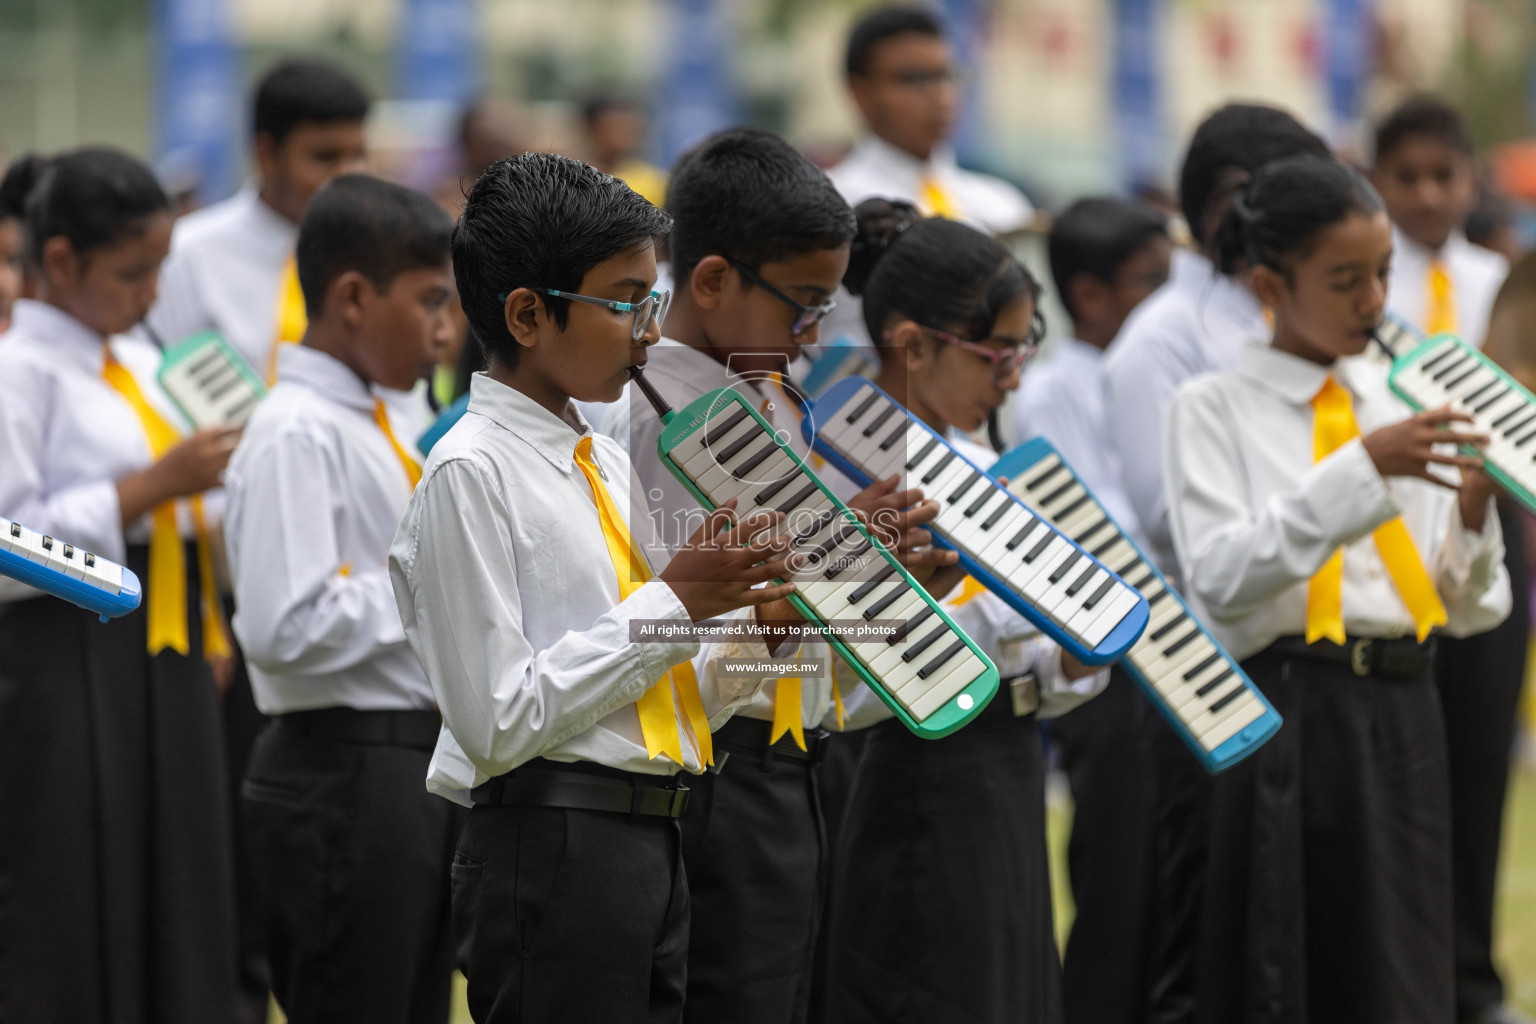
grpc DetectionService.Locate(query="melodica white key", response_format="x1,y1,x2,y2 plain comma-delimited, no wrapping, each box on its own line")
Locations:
992,439,1282,773
634,368,999,739
803,377,1148,666
0,516,141,620
1378,318,1536,518
157,330,267,428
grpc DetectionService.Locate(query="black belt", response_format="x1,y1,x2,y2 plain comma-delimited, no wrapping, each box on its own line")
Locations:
274,707,441,751
471,758,689,819
1266,635,1436,679
712,716,828,771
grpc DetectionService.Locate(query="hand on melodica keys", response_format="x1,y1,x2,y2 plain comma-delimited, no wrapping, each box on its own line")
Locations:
1360,405,1486,486
844,474,964,594
657,499,797,622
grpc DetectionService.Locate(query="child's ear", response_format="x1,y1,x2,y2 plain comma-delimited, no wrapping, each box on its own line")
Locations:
1249,264,1286,312
40,236,79,292
502,287,544,350
1068,274,1108,325
329,270,370,329
689,255,730,310
885,321,928,372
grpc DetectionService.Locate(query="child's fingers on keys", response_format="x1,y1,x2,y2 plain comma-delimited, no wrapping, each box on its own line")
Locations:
743,581,798,605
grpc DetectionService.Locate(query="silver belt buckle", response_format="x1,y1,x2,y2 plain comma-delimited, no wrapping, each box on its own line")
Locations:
1010,673,1040,717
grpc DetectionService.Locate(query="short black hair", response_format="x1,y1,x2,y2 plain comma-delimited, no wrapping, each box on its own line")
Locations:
1214,154,1383,277
846,5,944,77
25,147,170,265
1373,95,1474,165
253,59,372,145
296,174,452,318
1179,103,1330,248
846,197,1043,345
1048,197,1169,322
666,127,855,287
454,152,672,368
0,153,48,222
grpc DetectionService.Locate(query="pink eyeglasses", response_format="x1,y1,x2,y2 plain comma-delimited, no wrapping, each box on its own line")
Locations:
913,325,1040,378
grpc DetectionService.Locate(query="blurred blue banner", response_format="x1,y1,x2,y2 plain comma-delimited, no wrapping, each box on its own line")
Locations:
1325,0,1373,140
657,0,738,166
1113,0,1163,189
941,0,983,167
153,0,240,202
396,0,481,103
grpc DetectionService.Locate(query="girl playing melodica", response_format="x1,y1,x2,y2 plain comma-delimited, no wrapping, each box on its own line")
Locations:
816,198,1107,1024
1163,153,1510,1023
0,148,241,1023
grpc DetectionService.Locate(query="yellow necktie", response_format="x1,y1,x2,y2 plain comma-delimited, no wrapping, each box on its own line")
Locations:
268,256,308,384
1305,377,1448,644
573,436,714,766
373,400,422,489
102,353,231,658
919,174,962,221
1426,259,1457,335
755,382,808,746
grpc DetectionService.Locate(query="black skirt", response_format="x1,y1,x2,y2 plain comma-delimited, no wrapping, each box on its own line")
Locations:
1192,642,1454,1024
0,543,237,1023
819,695,1062,1024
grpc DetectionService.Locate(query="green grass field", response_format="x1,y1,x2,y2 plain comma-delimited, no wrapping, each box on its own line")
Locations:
272,761,1536,1024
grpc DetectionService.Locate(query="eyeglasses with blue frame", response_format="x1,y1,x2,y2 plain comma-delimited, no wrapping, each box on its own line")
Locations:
498,288,672,341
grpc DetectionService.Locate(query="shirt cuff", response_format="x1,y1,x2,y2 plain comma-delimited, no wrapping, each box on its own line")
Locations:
1300,438,1399,546
1033,642,1111,719
620,580,702,681
1441,494,1502,583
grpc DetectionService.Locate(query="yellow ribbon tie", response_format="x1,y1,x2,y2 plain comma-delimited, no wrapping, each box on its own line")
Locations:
373,400,423,489
103,353,228,657
573,436,713,767
919,174,962,221
829,657,846,730
1305,377,1448,645
268,255,308,384
1426,260,1457,336
769,650,808,752
950,575,987,608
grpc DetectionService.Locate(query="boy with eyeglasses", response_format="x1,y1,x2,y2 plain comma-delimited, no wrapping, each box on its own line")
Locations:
390,150,810,1024
606,126,948,1024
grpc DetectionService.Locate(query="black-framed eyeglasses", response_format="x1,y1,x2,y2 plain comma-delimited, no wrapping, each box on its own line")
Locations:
726,258,836,337
498,288,672,341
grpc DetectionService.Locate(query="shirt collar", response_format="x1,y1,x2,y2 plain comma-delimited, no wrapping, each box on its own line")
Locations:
851,134,958,178
1392,226,1469,267
10,299,107,374
276,343,375,413
235,181,301,246
1235,343,1370,406
467,372,592,472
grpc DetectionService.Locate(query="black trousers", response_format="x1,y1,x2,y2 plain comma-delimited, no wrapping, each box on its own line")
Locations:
1192,644,1454,1024
0,544,237,1024
452,801,689,1024
221,596,272,1024
241,715,461,1024
820,700,1062,1024
1054,667,1155,1024
681,737,824,1024
807,728,866,1024
1439,500,1530,1022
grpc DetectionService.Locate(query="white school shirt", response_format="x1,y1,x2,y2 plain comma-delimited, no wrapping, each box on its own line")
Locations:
1006,336,1146,547
831,430,1107,729
1386,228,1507,349
0,300,198,605
1103,248,1268,580
223,344,433,715
390,372,782,804
607,338,849,731
142,185,296,371
1163,343,1510,662
826,135,1034,236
